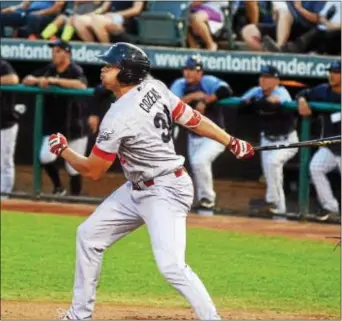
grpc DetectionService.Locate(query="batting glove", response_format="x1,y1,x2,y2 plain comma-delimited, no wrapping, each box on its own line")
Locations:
48,133,68,156
228,136,255,159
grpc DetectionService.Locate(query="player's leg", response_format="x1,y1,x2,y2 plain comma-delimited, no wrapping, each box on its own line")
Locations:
66,182,143,320
0,124,19,199
39,135,64,194
65,136,88,195
263,132,298,213
310,148,339,215
188,135,225,208
138,174,220,320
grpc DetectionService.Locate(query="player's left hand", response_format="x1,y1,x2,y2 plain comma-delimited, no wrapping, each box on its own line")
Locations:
48,133,68,156
228,136,255,159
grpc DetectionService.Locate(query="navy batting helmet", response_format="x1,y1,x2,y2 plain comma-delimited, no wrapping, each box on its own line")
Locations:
96,42,151,85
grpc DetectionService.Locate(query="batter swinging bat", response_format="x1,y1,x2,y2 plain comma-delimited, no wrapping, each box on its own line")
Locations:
254,135,341,151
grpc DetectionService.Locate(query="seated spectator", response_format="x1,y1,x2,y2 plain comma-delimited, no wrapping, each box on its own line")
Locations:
84,1,144,43
0,1,65,39
187,1,227,51
41,1,111,41
241,1,326,51
263,1,341,55
232,0,260,38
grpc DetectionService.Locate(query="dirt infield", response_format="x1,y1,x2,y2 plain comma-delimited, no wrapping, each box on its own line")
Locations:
1,300,337,320
1,199,340,320
2,199,340,242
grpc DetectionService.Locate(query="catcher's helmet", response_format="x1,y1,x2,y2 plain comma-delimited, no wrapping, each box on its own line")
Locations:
96,42,151,85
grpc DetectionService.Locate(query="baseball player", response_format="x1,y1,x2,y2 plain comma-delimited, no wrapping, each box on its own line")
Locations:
48,42,255,320
0,59,20,199
22,40,88,196
241,65,298,215
297,60,341,221
170,56,233,212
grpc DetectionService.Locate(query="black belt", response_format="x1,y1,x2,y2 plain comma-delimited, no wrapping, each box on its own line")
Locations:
132,167,186,191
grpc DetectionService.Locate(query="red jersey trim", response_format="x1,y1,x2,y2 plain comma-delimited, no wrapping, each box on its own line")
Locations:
92,145,117,162
172,101,186,121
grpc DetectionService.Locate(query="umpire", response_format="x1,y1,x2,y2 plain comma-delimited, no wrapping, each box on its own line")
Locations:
0,59,21,199
297,60,341,221
170,56,233,213
240,65,298,215
22,40,88,196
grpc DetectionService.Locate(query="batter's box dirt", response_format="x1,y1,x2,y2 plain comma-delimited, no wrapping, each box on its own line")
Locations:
1,199,340,243
1,301,336,320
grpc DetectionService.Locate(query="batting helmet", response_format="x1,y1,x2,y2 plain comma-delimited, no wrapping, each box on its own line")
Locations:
96,42,151,85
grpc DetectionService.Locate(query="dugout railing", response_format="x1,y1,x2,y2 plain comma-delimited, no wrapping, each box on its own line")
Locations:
0,85,340,216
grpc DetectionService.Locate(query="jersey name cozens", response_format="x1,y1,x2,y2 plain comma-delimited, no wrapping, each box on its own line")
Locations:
139,87,162,113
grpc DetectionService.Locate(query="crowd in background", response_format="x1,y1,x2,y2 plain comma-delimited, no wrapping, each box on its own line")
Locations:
0,0,341,55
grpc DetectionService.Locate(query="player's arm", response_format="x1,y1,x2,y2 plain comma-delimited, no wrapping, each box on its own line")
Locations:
170,79,205,104
296,87,317,116
48,77,87,89
47,133,114,180
172,101,254,159
22,64,52,86
48,65,88,89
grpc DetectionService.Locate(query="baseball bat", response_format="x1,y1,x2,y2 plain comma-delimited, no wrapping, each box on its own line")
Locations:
254,135,341,151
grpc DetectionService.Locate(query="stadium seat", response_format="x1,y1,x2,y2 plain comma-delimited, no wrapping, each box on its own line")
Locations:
135,1,190,47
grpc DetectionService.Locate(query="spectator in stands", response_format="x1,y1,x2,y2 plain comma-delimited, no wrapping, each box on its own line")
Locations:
240,65,298,215
241,1,326,51
187,1,227,51
22,40,88,196
263,1,341,55
232,0,261,38
41,1,111,41
170,56,233,213
0,1,65,39
0,60,21,200
296,60,341,222
81,1,144,43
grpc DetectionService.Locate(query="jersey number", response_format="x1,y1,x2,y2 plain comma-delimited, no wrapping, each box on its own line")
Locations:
154,105,172,143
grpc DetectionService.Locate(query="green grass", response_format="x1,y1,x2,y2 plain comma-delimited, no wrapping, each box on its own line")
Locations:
1,211,340,316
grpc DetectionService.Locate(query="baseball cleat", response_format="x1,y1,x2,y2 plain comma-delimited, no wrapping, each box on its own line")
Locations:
315,209,340,222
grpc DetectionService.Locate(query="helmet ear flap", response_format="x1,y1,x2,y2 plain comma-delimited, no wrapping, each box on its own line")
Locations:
116,69,125,84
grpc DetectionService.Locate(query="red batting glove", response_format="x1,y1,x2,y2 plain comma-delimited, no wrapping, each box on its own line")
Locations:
48,133,68,156
228,136,255,159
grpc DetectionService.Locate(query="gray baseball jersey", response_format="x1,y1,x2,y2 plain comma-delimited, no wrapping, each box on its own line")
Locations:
65,78,220,321
94,78,195,183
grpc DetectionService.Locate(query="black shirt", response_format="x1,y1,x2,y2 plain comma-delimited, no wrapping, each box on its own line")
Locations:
297,83,341,155
0,59,19,130
32,62,88,139
240,98,297,137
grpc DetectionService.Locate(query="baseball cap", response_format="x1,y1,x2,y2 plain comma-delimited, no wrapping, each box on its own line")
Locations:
184,56,203,71
326,60,341,73
48,40,72,53
260,65,280,78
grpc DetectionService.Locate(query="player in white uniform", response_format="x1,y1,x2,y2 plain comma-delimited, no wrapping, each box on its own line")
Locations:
48,43,255,320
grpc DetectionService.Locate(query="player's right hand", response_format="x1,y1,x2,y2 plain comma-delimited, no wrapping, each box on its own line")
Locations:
38,77,49,88
48,133,68,156
227,136,255,159
298,97,312,116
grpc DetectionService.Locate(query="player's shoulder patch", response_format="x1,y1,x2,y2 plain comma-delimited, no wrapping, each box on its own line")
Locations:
96,129,115,144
